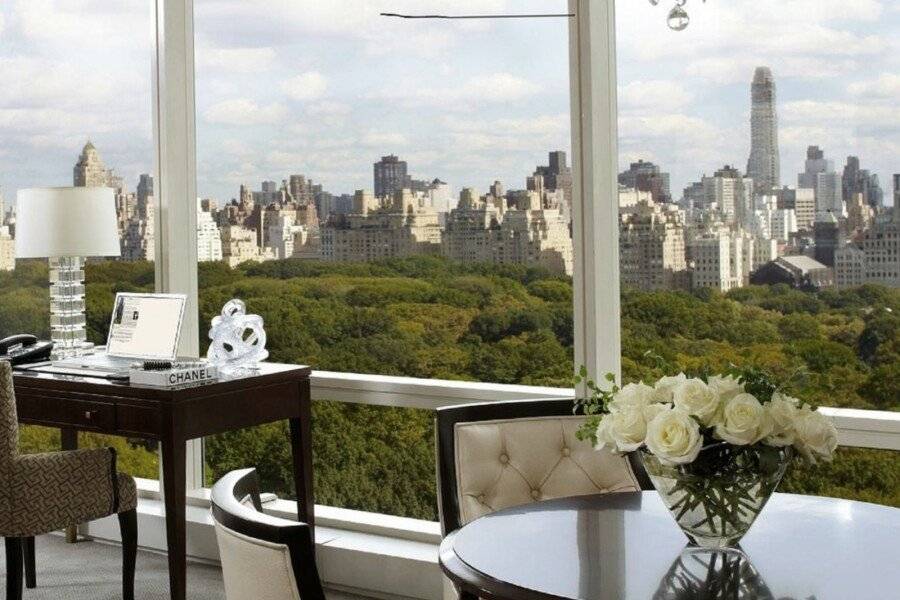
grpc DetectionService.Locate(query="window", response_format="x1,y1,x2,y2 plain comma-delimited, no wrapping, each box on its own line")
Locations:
193,1,574,518
0,0,159,478
615,0,899,506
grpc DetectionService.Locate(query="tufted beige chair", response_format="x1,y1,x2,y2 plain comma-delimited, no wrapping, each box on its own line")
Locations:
436,398,651,534
0,360,138,600
435,398,651,600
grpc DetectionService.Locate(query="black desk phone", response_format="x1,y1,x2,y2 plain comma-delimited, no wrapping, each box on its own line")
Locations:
0,335,55,365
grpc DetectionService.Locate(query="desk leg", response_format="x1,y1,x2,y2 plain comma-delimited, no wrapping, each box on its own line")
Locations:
161,436,186,600
289,411,315,534
61,429,78,544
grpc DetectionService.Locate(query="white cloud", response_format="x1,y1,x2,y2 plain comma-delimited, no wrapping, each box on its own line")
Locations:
619,1,886,68
281,72,328,101
196,46,276,73
361,131,409,147
460,73,540,101
684,56,862,84
619,80,692,111
781,100,900,127
14,0,151,51
848,73,900,99
372,72,541,109
306,101,351,116
0,57,146,108
204,99,288,126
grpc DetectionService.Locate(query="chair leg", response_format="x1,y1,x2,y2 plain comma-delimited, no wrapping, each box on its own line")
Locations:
5,537,24,600
22,536,36,588
118,509,138,600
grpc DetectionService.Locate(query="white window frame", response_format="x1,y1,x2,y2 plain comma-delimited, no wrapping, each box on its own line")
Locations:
135,1,900,597
151,0,623,491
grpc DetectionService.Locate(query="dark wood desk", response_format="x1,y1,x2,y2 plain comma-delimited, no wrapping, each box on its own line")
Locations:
12,363,313,600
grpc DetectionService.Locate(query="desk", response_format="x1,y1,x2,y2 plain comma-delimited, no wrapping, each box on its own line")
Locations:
12,363,313,600
440,491,900,600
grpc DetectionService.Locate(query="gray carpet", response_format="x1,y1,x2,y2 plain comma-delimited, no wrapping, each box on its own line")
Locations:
1,534,224,600
1,535,372,600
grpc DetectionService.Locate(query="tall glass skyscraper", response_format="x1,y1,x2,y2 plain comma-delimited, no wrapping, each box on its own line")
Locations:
746,67,781,194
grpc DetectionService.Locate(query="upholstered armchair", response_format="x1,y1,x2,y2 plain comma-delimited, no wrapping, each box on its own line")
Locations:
211,468,324,600
0,361,138,600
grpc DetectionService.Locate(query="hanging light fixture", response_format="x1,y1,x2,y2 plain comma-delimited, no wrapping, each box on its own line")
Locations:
652,0,706,31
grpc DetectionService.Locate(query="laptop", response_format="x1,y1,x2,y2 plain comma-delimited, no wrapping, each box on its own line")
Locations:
53,292,187,375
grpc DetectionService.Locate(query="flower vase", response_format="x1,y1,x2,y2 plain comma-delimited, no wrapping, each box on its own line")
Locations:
641,445,792,549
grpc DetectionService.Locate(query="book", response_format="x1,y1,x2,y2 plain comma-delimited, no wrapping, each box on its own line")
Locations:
129,362,218,387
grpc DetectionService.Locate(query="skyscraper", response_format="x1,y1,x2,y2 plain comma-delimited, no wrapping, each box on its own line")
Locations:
618,159,672,203
892,174,900,212
534,151,573,206
843,156,884,209
73,141,110,187
374,155,410,199
747,67,780,193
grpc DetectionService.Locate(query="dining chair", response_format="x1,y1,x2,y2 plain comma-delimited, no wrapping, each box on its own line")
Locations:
211,468,324,600
435,397,652,535
435,398,652,600
0,360,138,600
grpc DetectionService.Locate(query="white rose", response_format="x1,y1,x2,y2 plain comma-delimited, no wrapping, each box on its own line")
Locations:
672,378,721,426
707,375,745,402
609,382,656,412
714,393,772,445
645,407,703,465
642,402,668,424
793,406,838,463
652,373,688,404
605,408,649,452
594,417,616,452
765,393,799,447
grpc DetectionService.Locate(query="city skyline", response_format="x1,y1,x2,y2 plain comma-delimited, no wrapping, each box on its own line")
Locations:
0,1,898,205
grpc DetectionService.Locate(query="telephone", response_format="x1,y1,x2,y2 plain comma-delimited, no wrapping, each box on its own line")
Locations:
0,335,55,366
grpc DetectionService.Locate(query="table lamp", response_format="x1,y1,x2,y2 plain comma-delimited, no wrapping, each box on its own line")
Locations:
15,187,121,358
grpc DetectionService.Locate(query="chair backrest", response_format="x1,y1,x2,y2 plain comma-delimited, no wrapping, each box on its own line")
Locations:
210,468,325,600
436,398,652,534
0,361,19,466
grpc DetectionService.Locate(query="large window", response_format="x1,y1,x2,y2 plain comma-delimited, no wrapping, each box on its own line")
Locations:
615,0,899,506
1,0,896,530
192,1,574,519
0,0,159,478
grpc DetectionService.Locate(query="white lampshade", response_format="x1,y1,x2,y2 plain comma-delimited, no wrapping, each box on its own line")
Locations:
15,187,121,258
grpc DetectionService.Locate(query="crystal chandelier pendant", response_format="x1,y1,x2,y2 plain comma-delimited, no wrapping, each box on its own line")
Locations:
667,5,690,30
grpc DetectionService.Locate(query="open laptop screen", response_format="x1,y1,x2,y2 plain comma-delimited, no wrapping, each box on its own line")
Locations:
106,293,186,359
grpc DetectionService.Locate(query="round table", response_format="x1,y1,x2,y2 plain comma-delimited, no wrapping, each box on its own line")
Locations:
439,492,900,600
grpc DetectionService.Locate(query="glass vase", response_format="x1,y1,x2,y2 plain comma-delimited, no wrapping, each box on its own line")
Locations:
641,444,792,549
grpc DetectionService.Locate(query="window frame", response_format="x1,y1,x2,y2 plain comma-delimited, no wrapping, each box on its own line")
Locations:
151,0,623,492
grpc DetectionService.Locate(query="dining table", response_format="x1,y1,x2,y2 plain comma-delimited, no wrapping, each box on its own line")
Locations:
439,491,900,600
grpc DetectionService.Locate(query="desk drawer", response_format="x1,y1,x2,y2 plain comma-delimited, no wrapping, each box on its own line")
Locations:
17,395,116,432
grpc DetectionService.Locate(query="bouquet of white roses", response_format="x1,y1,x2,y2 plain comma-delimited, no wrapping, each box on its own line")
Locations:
574,366,839,547
581,372,837,466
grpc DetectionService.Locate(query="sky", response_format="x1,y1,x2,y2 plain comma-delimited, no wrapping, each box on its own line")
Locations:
0,0,898,207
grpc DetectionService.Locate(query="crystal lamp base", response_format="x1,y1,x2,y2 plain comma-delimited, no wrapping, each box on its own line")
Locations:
48,256,94,359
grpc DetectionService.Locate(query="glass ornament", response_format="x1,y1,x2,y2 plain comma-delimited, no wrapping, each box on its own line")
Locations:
667,5,690,31
207,298,269,374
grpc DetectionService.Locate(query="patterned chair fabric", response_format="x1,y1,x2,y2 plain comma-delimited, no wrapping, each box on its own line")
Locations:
454,415,639,526
0,361,137,538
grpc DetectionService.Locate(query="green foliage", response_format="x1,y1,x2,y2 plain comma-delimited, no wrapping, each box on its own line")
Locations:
2,257,898,519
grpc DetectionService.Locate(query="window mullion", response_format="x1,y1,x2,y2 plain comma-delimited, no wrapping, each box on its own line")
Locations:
154,0,204,491
569,0,622,386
